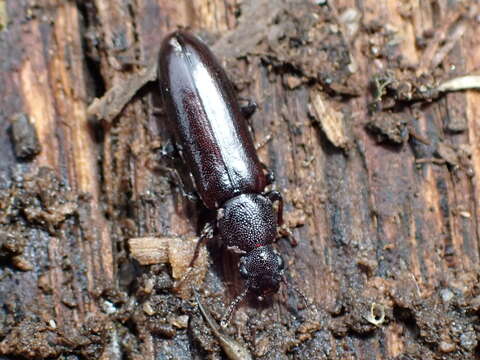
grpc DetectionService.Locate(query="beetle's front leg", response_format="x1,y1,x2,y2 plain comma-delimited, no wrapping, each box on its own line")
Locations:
175,222,215,289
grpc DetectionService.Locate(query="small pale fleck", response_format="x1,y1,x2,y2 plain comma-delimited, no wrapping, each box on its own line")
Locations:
103,300,117,315
309,91,349,149
365,302,385,326
170,315,189,329
143,301,155,316
439,340,456,353
440,288,454,303
460,331,478,351
12,255,33,271
438,75,480,92
143,278,155,294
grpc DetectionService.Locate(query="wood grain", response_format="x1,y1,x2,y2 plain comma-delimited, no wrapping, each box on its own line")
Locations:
0,0,479,359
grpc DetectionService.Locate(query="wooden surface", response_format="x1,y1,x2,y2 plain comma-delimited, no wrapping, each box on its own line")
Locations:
0,0,480,359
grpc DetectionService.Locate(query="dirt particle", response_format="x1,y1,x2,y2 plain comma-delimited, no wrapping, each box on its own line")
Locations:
143,301,155,316
215,0,358,95
366,112,409,145
142,278,155,295
284,75,303,89
439,340,456,353
459,330,477,351
150,323,176,338
309,90,350,149
468,295,480,311
0,229,26,259
369,71,439,109
440,288,454,303
436,142,459,167
101,300,117,315
365,303,386,327
254,334,270,358
169,315,189,329
0,314,107,359
0,167,79,235
9,113,41,160
37,274,52,294
61,291,78,308
339,8,361,39
11,255,33,271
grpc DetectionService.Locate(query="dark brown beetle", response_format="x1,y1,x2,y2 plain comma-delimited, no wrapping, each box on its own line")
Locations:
158,30,298,325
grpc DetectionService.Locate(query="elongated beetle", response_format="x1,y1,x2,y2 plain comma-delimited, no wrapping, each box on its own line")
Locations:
158,30,299,325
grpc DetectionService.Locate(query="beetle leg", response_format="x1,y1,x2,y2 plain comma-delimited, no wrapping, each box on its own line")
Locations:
265,190,284,225
153,165,199,202
254,133,272,151
277,225,297,247
189,222,214,267
238,98,272,152
159,139,176,160
265,190,298,246
238,98,257,119
261,164,275,185
176,177,199,201
148,141,200,202
175,222,215,288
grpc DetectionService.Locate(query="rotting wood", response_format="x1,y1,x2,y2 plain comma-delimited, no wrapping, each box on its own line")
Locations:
87,60,158,123
309,89,350,149
1,0,480,359
129,235,208,299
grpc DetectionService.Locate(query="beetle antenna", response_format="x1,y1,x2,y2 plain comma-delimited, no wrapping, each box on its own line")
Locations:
281,277,315,313
220,287,249,328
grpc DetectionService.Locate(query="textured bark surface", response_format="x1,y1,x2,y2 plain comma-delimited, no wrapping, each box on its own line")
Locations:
1,0,480,359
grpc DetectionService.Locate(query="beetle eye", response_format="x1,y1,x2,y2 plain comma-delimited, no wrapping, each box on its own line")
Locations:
277,255,284,270
239,262,249,279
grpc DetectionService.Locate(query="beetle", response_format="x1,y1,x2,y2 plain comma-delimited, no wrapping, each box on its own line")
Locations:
157,30,297,325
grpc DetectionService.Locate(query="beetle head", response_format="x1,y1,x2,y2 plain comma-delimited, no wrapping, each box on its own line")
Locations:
239,245,285,300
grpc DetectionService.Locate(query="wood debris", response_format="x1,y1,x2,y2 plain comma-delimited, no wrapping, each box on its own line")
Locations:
129,236,208,299
309,90,350,149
